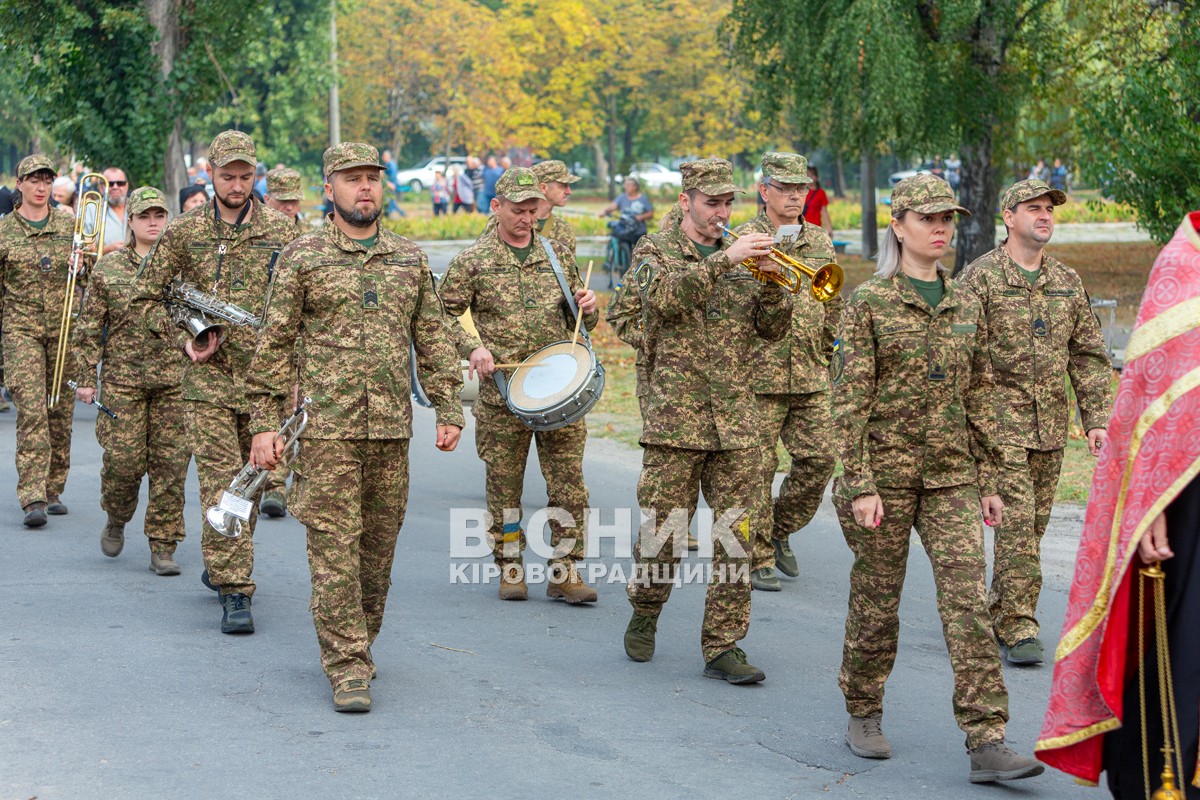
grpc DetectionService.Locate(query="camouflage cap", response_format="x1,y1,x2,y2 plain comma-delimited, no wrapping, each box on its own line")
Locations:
266,167,304,201
890,173,970,217
16,154,57,180
494,167,546,203
1001,178,1067,211
127,186,169,215
209,130,256,168
323,142,383,177
761,152,812,185
680,158,742,195
532,160,580,185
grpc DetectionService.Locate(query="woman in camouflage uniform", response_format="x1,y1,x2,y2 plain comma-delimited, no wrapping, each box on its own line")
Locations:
832,174,1041,783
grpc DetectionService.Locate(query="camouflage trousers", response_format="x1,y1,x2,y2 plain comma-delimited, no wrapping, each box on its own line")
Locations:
628,444,760,662
752,391,836,569
289,437,409,688
473,400,588,565
835,482,1009,749
186,401,257,596
3,332,74,508
96,382,189,550
991,446,1064,645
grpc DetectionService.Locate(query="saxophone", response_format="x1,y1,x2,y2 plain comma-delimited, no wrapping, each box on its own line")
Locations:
164,279,262,346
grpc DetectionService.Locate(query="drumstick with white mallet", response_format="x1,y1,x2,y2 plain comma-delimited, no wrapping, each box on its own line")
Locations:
571,260,594,353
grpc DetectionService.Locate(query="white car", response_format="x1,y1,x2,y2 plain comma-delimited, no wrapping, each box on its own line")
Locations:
394,156,469,192
618,162,683,190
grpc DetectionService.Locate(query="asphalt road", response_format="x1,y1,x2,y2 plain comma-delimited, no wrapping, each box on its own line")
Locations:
0,402,1096,799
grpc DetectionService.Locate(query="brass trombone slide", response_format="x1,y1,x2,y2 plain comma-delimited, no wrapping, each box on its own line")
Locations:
50,173,109,407
717,223,843,303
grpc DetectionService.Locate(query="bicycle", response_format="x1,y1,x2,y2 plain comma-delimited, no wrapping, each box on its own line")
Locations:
603,213,638,288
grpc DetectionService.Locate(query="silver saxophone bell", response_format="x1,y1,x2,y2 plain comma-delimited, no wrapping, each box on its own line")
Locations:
206,398,310,538
164,280,261,346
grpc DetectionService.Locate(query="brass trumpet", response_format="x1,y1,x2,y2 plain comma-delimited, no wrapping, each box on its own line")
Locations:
717,223,843,303
50,173,109,406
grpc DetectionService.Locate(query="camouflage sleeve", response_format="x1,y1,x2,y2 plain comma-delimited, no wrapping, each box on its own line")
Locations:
753,283,792,341
437,256,483,359
832,298,878,499
606,259,646,351
643,241,733,320
246,246,301,435
133,227,189,352
412,266,466,429
563,223,577,255
821,293,844,359
1068,289,1114,431
560,243,598,332
71,268,108,388
0,240,7,336
965,310,1001,497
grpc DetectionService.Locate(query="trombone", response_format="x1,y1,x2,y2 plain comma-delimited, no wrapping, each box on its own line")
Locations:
50,173,109,407
717,223,843,303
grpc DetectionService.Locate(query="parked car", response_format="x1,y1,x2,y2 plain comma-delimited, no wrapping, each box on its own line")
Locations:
616,162,684,190
395,156,469,193
888,162,934,187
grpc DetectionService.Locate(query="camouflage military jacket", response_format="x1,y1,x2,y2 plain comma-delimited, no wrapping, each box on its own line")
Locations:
482,212,577,253
245,222,464,440
0,207,77,338
439,228,598,407
73,247,185,391
638,224,792,450
133,197,294,411
957,246,1113,450
834,274,999,498
735,213,842,394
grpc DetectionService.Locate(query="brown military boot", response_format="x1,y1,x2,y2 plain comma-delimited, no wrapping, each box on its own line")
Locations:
546,562,597,604
150,544,181,576
846,714,892,759
333,679,371,713
100,519,125,557
498,563,528,601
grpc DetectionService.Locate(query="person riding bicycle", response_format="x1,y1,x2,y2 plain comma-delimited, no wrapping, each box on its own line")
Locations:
600,177,654,281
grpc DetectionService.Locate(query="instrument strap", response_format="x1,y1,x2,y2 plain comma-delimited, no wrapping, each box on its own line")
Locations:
259,249,281,328
538,236,590,345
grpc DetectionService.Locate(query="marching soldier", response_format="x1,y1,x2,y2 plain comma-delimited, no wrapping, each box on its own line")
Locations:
957,179,1113,666
0,155,78,527
834,174,1041,782
735,152,841,592
439,167,600,604
480,160,580,252
73,187,190,574
134,130,294,634
622,158,788,684
248,142,463,713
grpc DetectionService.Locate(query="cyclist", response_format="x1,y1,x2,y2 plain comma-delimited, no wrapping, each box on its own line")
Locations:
599,177,654,284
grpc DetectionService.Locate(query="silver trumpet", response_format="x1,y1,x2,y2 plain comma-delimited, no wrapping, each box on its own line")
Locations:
205,397,310,538
164,280,262,347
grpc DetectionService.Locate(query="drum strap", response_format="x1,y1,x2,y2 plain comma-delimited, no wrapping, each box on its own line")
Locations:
538,236,590,345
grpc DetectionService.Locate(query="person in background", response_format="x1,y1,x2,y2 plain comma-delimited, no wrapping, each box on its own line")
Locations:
253,162,269,198
1049,158,1069,193
467,156,485,213
480,156,503,215
431,171,451,216
802,166,833,237
381,149,402,218
453,167,475,214
100,167,130,255
179,184,208,214
50,177,77,212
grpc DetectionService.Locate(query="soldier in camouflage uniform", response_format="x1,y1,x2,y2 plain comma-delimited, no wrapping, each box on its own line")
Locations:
73,187,189,574
480,160,580,253
735,153,842,592
258,165,310,519
439,167,600,604
133,130,295,635
834,174,1042,782
622,158,790,684
248,142,464,713
0,155,78,527
957,179,1113,666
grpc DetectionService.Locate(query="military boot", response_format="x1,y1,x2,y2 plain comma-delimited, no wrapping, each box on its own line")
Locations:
751,566,781,591
846,714,892,759
624,612,658,662
703,647,766,684
22,502,47,528
45,497,68,515
968,742,1044,783
546,562,597,604
220,592,254,634
100,519,125,557
333,679,371,713
498,563,528,601
773,536,799,578
259,490,286,518
150,544,181,576
1002,637,1044,666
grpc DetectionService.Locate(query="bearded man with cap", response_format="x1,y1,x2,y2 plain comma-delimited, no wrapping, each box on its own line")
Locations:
957,178,1113,667
621,157,789,684
0,154,79,527
439,166,600,605
247,142,463,713
734,152,842,592
480,159,581,253
73,187,190,573
133,130,294,634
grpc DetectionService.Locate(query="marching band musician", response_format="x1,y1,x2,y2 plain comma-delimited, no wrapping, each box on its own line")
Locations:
480,159,582,253
247,143,464,713
439,167,600,604
133,130,294,635
73,187,190,574
0,155,79,528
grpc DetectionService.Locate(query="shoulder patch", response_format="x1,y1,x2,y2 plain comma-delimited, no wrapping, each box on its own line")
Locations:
830,339,844,384
637,262,653,291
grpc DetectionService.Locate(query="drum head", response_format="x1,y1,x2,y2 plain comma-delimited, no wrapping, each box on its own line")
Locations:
508,341,591,411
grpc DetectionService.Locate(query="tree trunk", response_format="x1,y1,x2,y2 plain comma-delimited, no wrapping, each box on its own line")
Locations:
833,155,847,199
592,140,609,189
328,0,340,146
953,136,998,275
622,119,634,166
606,94,618,200
860,149,877,260
147,0,186,215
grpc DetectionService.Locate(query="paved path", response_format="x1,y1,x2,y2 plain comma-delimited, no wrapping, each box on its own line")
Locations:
1,403,1096,799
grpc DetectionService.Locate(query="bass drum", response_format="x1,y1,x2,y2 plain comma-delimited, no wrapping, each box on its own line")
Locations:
410,309,480,407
